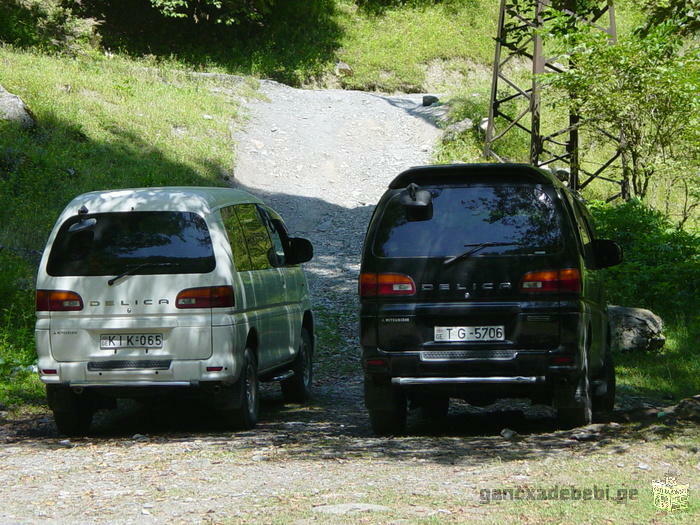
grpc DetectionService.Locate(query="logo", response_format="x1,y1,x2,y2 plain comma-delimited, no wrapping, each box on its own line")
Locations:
652,477,689,512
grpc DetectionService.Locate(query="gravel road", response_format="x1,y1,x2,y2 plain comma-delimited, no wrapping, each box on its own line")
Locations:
1,81,695,525
232,80,445,314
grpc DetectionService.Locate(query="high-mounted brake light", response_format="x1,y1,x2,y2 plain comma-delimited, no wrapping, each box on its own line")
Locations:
520,269,581,293
36,290,83,311
359,273,416,297
176,286,235,309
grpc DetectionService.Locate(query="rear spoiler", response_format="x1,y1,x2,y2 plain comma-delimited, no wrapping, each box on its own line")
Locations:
388,163,559,189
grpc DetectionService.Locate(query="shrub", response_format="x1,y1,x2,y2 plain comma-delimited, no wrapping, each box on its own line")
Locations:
0,0,101,54
589,199,700,320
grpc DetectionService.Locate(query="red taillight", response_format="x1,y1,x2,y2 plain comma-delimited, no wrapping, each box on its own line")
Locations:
36,290,83,311
41,369,58,375
550,356,574,365
206,366,223,372
359,273,416,297
176,286,234,309
520,269,581,293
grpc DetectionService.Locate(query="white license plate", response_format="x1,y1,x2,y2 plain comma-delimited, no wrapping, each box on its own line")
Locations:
434,326,505,342
100,333,163,349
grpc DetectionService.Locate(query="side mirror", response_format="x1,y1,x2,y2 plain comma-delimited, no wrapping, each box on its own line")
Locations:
592,239,623,269
286,237,313,265
400,183,433,221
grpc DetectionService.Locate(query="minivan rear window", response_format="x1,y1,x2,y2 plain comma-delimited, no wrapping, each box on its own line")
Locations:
373,185,562,258
47,211,216,276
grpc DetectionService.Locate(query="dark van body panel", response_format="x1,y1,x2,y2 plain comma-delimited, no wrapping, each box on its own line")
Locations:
359,164,618,433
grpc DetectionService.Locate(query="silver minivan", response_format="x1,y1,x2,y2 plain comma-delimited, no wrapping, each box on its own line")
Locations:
35,187,314,435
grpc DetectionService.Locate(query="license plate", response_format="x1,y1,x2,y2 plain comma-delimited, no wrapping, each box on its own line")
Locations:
100,333,163,349
434,326,505,342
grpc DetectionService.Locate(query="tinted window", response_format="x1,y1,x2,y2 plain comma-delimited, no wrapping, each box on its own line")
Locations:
259,207,286,266
47,212,215,276
235,204,273,271
221,206,253,271
373,185,562,258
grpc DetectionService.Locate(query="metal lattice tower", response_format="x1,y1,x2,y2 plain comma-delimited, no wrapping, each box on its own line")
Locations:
485,0,621,195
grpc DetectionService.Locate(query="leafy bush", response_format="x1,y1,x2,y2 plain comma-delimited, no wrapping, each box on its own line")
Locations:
149,0,276,25
589,199,700,320
0,0,100,54
0,251,35,376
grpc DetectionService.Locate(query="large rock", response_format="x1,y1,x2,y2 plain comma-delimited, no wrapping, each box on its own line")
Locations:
0,84,35,129
442,117,474,142
608,305,665,353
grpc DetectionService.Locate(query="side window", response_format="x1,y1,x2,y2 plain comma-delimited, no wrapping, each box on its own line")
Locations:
235,204,274,271
220,206,253,271
258,206,287,267
569,196,596,267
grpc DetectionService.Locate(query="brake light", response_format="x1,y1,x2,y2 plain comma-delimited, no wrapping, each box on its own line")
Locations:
176,286,234,309
36,290,83,311
359,273,416,297
520,269,581,293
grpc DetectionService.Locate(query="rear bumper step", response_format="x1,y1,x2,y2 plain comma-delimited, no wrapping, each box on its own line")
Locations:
391,376,544,385
69,381,194,387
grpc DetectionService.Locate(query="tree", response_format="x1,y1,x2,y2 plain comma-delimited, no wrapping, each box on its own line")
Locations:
547,24,700,202
150,0,275,25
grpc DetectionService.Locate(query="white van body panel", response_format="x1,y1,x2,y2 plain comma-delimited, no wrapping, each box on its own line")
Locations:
35,187,312,389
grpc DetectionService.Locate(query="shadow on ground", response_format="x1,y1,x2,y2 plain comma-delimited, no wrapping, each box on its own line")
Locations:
3,375,691,468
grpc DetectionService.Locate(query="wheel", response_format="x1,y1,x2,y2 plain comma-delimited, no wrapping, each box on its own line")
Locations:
281,327,313,403
555,371,593,429
365,376,407,436
47,386,93,437
420,395,449,421
224,348,259,430
593,350,616,414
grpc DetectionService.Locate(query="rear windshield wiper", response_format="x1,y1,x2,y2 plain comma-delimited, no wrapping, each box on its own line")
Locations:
107,263,175,286
443,242,520,267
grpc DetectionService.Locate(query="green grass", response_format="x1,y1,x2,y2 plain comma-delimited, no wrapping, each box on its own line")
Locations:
0,46,255,253
70,0,499,93
616,321,700,402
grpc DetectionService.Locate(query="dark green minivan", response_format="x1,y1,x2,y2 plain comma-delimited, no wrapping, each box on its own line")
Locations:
359,164,622,435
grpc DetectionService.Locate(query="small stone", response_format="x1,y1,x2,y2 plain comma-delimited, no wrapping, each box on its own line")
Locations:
202,114,214,120
637,463,650,470
313,503,391,515
500,428,518,440
422,95,439,106
132,433,149,441
0,84,35,129
334,61,354,77
479,117,490,133
572,432,597,442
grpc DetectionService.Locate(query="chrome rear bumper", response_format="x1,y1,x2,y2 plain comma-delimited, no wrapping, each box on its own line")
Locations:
391,376,544,386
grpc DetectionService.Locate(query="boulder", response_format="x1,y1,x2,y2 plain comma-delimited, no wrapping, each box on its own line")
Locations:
608,305,665,353
0,84,35,129
673,395,700,422
422,95,439,107
441,118,474,142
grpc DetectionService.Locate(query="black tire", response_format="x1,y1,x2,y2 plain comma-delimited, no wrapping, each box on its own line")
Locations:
420,395,449,421
556,371,593,429
593,350,616,414
365,378,407,436
226,348,259,430
52,400,93,437
281,327,313,403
